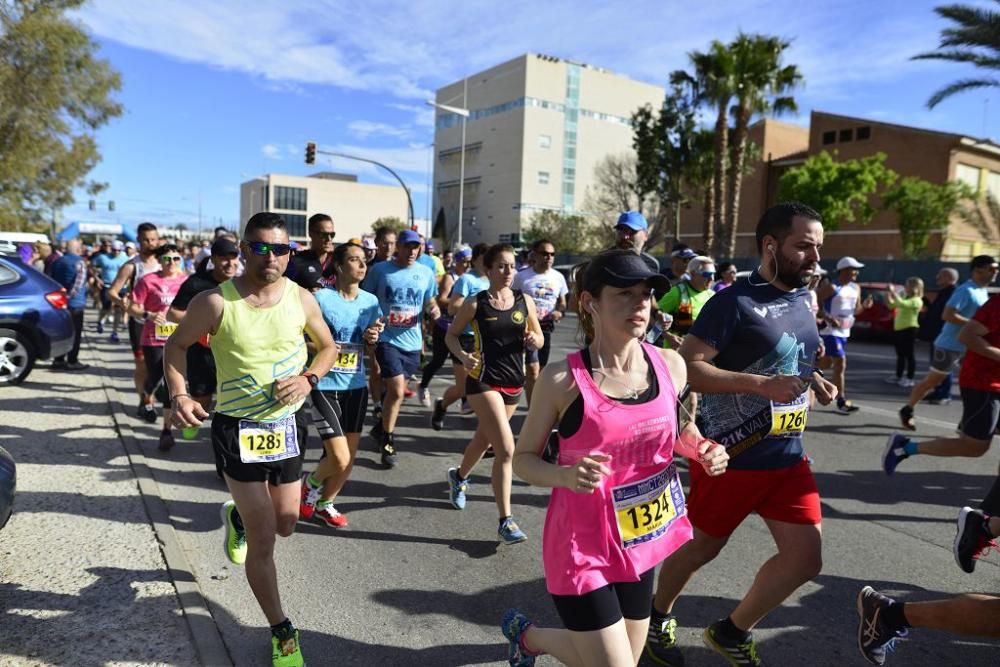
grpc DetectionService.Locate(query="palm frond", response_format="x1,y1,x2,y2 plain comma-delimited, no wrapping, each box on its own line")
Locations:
926,76,1000,107
913,49,1000,68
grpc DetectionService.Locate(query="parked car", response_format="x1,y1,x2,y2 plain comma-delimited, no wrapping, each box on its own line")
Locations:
0,445,14,531
0,255,74,385
852,282,902,340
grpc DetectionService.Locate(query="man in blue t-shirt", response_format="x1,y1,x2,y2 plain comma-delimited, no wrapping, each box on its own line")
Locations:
898,254,997,430
362,229,439,467
646,203,838,666
91,240,129,341
50,239,90,371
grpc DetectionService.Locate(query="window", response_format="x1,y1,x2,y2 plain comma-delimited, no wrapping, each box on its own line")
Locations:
0,263,17,287
274,186,307,211
537,171,550,185
956,163,982,190
839,128,853,142
538,134,551,149
856,126,871,140
987,171,1000,200
282,214,307,237
822,131,836,145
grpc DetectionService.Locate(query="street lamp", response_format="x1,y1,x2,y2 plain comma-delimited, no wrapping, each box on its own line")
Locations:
427,97,470,246
306,148,416,229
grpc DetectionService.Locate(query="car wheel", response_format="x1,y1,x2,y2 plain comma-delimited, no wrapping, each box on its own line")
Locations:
0,328,35,386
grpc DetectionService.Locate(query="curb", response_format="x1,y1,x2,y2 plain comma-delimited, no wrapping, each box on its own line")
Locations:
88,336,234,667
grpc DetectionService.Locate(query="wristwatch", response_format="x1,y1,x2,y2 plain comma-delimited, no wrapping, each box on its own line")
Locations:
302,372,319,388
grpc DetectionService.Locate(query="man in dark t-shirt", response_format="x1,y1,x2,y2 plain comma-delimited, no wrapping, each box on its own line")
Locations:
646,202,838,666
287,213,336,289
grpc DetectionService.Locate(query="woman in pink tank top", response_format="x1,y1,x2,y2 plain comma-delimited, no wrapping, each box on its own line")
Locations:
500,250,729,667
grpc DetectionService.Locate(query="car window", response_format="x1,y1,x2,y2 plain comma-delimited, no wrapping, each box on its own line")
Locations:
0,262,19,287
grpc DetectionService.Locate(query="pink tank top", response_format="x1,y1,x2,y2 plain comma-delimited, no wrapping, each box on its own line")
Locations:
542,342,693,596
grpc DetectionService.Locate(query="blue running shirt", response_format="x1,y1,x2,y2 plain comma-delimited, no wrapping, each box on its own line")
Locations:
362,260,437,352
314,288,382,391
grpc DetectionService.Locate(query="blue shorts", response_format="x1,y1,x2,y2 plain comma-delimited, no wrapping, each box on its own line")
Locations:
376,343,420,380
822,335,848,358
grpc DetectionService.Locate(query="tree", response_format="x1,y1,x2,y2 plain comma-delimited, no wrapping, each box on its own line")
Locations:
0,0,123,231
581,153,655,247
957,192,1000,243
521,210,604,254
725,33,802,257
777,151,897,230
913,2,1000,108
884,177,972,258
371,216,409,234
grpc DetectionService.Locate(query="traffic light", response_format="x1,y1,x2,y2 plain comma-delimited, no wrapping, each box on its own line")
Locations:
88,200,96,211
108,201,115,212
305,141,316,165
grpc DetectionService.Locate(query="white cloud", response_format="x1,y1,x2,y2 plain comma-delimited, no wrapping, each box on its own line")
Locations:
347,120,412,140
261,143,283,160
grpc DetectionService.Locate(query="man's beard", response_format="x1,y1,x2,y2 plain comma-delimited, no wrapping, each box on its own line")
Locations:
775,253,813,288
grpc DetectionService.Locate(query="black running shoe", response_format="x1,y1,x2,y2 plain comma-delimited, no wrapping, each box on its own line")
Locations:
431,398,446,431
856,586,907,665
703,620,764,666
954,506,998,573
137,403,157,423
381,433,397,469
158,431,176,452
645,614,685,666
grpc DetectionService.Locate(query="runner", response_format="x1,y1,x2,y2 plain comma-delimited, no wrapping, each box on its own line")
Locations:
644,202,838,666
165,237,241,452
418,245,471,407
512,239,568,406
444,244,543,544
365,226,398,427
165,212,337,667
612,211,660,274
287,213,336,289
898,255,997,430
919,268,960,404
299,242,384,527
500,249,728,667
816,256,874,413
431,242,490,430
127,244,189,450
884,293,1000,477
109,222,161,421
91,240,128,341
362,228,439,468
655,255,716,349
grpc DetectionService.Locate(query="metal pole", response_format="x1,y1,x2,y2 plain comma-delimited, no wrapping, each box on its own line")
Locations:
457,112,466,246
321,150,415,229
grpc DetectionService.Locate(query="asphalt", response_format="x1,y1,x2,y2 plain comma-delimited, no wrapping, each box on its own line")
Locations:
1,313,998,666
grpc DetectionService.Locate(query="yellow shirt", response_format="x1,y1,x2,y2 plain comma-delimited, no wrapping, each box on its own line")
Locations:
212,278,308,421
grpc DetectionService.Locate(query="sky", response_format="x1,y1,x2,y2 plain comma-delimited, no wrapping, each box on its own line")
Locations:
62,0,999,233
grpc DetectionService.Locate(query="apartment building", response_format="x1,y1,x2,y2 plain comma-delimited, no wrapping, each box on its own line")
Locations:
431,54,664,244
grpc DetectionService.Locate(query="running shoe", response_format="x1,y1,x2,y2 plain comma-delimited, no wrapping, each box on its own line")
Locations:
50,360,67,371
882,433,910,476
157,430,175,452
381,433,397,469
314,503,348,528
109,332,120,344
703,620,763,666
498,517,527,545
447,467,468,510
856,586,907,665
271,626,304,667
645,614,685,666
97,321,105,334
138,403,157,423
898,378,915,388
883,375,901,384
501,608,538,667
418,387,432,408
836,398,860,414
431,398,446,431
299,475,321,520
953,506,998,573
897,405,915,431
925,397,951,406
64,361,89,371
403,387,415,398
370,419,384,442
220,500,247,565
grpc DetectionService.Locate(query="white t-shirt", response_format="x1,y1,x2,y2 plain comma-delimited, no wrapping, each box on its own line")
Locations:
824,280,861,338
512,267,569,322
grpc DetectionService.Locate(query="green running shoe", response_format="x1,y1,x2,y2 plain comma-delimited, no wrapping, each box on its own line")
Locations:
703,620,764,666
220,500,247,565
271,627,304,667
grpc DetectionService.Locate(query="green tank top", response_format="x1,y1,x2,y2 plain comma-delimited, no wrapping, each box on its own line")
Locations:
213,278,308,421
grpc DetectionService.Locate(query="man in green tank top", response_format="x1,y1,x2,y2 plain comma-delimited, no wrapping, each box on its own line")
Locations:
164,212,337,667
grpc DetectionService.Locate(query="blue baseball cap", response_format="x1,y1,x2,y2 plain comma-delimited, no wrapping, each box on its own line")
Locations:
616,211,648,232
454,246,472,261
398,229,421,245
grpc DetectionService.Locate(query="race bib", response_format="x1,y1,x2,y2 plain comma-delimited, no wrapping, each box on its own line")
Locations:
769,392,809,437
613,464,686,549
154,322,178,341
332,343,361,373
237,414,299,463
387,305,419,329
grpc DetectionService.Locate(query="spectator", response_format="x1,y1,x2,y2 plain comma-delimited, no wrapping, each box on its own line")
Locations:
884,278,924,387
714,262,737,292
48,239,89,371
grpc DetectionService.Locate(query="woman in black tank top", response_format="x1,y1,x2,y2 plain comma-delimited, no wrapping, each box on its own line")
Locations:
445,243,544,545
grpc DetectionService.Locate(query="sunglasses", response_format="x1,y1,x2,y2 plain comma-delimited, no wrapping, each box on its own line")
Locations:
701,271,716,280
535,251,555,257
160,256,183,263
245,241,292,257
314,232,336,240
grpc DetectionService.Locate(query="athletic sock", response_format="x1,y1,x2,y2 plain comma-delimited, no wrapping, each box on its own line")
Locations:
650,605,668,625
883,601,911,630
715,616,750,642
498,515,512,527
307,472,321,489
316,498,332,510
271,618,294,638
903,440,919,456
456,471,468,483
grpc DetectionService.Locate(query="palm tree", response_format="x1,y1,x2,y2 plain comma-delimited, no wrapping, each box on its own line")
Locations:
913,2,1000,108
724,33,801,257
677,42,735,258
957,191,1000,242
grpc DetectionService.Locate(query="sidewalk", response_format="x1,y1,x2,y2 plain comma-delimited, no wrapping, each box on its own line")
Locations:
0,325,221,666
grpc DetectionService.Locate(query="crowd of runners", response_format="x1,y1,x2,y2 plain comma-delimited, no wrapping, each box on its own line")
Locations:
17,202,999,667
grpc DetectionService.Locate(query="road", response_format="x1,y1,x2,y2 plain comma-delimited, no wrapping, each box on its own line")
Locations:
1,314,997,666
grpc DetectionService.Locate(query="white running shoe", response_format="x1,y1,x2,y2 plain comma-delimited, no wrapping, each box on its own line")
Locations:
418,387,432,408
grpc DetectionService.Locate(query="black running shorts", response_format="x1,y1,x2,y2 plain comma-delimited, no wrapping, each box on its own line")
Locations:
311,387,368,436
212,407,308,485
551,568,655,632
